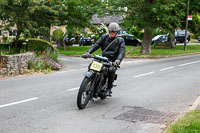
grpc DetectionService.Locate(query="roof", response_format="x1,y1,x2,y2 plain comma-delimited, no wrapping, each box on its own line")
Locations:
90,14,123,25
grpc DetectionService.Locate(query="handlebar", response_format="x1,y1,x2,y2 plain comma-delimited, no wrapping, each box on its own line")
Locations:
81,55,120,68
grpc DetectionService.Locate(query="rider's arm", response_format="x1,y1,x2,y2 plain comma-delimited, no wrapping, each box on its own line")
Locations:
117,38,126,62
88,35,105,54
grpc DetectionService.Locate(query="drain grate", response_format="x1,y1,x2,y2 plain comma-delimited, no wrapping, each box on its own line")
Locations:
114,106,178,125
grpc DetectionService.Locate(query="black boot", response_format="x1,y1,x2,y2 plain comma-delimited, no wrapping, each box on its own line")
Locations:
106,88,112,96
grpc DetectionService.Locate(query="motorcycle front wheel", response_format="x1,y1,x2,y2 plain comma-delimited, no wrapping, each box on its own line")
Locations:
77,77,93,109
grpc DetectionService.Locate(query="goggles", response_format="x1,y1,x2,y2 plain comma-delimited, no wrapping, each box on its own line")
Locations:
109,31,118,34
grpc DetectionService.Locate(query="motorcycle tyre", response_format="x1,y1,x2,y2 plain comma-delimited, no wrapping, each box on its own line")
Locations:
77,77,92,109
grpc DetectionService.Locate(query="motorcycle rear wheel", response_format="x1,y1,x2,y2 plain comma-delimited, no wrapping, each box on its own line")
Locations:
77,77,93,109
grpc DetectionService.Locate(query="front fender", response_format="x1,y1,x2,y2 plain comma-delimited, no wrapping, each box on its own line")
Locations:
84,71,94,78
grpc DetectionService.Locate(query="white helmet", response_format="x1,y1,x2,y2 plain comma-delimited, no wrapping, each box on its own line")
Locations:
108,22,120,32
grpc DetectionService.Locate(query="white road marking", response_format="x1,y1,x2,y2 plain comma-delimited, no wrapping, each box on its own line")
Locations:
0,97,38,108
134,71,155,78
159,66,175,71
133,60,200,78
68,87,79,91
56,68,87,74
178,61,200,67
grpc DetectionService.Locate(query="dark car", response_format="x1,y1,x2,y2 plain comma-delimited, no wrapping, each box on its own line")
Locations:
118,34,141,46
198,36,200,42
175,30,190,43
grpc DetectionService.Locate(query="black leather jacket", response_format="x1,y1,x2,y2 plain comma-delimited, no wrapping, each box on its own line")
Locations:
88,34,125,62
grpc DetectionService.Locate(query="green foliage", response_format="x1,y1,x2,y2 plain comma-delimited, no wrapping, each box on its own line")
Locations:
128,27,144,40
52,29,64,41
55,0,104,38
109,0,188,53
59,46,101,56
0,0,106,41
0,0,33,40
152,28,168,37
2,36,8,43
16,38,58,55
166,110,200,133
127,45,200,57
28,50,61,73
190,14,200,38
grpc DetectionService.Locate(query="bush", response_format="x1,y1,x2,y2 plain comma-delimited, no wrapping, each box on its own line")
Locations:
16,38,58,55
2,36,8,43
28,50,61,73
52,29,64,41
190,33,195,39
128,27,144,40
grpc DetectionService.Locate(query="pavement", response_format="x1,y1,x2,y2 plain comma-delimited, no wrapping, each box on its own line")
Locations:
189,96,200,111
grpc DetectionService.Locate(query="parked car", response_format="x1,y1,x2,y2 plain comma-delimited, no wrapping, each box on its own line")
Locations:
118,34,141,46
198,36,200,42
175,30,190,43
152,34,168,45
151,34,175,47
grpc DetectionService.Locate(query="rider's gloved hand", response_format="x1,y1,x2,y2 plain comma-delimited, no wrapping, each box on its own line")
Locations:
82,52,91,58
113,60,120,67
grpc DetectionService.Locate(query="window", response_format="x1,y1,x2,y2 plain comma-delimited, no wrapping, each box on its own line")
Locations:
0,17,9,21
9,30,17,36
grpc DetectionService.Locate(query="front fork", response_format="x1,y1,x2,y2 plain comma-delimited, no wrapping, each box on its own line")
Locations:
84,71,100,97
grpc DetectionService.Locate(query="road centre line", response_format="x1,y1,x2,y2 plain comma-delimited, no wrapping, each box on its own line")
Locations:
134,71,155,78
0,97,38,109
178,60,200,67
159,66,175,71
133,60,200,78
68,87,79,91
56,68,87,74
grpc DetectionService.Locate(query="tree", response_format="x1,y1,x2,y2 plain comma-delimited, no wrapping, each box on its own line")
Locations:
52,0,104,49
109,0,187,53
0,0,33,41
29,0,59,40
0,0,58,41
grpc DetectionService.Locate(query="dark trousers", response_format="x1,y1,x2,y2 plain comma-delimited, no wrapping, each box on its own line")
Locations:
108,65,116,89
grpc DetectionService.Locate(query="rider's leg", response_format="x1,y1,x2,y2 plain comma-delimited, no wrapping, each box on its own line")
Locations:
106,66,116,96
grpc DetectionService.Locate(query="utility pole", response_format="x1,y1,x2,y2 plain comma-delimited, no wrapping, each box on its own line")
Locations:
184,0,190,51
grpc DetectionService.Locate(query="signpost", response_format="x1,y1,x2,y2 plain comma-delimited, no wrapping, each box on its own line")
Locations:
188,15,192,21
184,0,190,51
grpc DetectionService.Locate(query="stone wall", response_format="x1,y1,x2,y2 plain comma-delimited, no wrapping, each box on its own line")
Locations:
0,53,34,76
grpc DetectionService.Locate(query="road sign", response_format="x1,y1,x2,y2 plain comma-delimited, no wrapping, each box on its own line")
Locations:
188,15,192,21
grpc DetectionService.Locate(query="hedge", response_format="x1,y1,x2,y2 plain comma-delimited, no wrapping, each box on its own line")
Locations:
16,38,58,55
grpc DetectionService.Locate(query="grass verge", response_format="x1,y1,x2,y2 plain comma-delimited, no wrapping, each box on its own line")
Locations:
59,46,134,56
59,45,200,58
127,45,200,58
165,110,200,133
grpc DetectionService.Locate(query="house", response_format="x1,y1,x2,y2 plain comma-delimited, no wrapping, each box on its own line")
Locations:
90,14,123,26
0,18,17,42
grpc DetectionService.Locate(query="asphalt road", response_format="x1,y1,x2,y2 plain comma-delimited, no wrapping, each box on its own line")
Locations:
0,54,200,133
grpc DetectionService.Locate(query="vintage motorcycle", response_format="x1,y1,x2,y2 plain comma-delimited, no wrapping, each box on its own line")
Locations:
77,55,117,109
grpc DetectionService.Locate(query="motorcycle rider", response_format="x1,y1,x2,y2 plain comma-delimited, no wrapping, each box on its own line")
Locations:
82,22,125,96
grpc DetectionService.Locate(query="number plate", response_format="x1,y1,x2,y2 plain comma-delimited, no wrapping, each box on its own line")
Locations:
90,61,103,71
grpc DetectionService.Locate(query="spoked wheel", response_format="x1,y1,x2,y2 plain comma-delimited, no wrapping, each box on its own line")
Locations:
77,77,93,109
